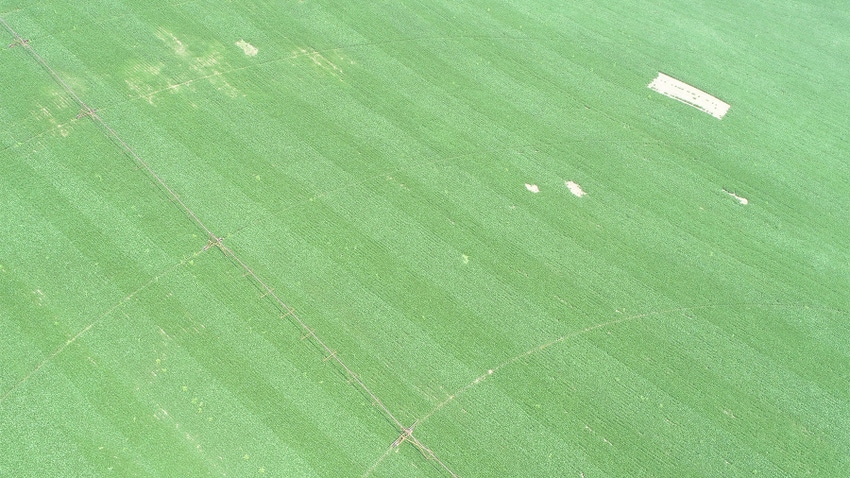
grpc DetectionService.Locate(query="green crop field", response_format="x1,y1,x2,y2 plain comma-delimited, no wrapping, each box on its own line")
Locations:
1,1,848,476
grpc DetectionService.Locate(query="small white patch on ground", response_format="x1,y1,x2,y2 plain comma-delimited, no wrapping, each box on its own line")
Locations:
525,183,540,193
648,72,730,119
723,189,749,205
235,39,258,57
565,180,587,197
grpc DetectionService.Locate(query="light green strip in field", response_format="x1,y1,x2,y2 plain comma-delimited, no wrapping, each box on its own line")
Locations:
1,1,848,476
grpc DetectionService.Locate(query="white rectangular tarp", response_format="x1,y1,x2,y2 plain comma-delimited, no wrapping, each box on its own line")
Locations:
648,72,730,119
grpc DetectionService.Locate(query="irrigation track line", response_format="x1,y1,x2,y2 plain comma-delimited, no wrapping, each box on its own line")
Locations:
216,240,457,478
1,18,215,242
415,302,846,427
0,245,210,406
362,301,845,475
1,16,458,477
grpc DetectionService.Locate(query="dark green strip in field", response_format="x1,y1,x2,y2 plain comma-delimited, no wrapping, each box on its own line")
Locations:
2,1,848,477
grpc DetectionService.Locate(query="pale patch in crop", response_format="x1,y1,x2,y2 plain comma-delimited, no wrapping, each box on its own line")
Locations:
124,61,167,104
190,51,239,97
565,180,586,197
235,39,258,57
31,101,73,137
156,28,188,57
295,47,343,78
525,183,540,193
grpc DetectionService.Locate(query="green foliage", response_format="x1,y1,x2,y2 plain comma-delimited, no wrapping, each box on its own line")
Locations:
1,1,848,476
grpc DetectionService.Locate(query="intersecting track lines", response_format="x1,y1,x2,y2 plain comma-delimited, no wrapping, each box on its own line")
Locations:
361,301,844,476
217,239,458,478
1,16,459,477
0,244,210,406
363,420,458,478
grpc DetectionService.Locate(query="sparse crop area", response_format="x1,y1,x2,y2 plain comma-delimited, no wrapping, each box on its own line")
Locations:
1,1,848,477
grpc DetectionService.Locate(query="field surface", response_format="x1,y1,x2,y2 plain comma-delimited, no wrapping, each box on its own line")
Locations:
1,1,848,477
